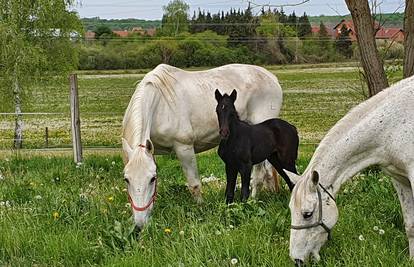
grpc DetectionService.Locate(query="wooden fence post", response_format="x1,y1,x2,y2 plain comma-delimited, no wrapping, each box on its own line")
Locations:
45,127,49,148
69,74,82,163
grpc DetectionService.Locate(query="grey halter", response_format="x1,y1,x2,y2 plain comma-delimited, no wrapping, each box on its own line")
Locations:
291,184,336,240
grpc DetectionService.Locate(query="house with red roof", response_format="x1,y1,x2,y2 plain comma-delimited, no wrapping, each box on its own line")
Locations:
332,19,404,43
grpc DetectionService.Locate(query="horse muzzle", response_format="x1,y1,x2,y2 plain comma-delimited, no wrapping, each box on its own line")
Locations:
294,259,304,267
219,128,229,139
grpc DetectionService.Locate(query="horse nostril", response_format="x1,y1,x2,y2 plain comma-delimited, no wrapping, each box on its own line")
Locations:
134,225,142,234
295,259,304,267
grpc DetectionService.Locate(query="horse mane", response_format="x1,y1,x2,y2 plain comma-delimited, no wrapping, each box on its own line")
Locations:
122,64,179,147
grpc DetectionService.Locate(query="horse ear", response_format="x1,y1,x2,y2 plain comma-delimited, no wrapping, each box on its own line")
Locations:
311,170,319,185
230,89,237,102
122,138,133,160
308,170,319,192
215,89,222,102
283,169,301,184
146,139,154,154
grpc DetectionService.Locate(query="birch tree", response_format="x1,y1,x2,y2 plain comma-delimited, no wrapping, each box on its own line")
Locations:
0,0,82,148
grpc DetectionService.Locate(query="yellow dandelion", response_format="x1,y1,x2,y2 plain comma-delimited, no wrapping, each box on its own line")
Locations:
107,196,114,202
164,228,172,234
52,211,60,219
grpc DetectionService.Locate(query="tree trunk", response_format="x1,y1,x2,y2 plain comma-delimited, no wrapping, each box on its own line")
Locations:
345,0,389,96
14,76,23,149
403,0,414,78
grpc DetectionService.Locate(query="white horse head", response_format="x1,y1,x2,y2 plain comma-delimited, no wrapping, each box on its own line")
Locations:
287,170,338,265
122,138,157,230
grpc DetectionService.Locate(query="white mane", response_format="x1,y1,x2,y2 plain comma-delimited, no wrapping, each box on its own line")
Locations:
122,64,179,146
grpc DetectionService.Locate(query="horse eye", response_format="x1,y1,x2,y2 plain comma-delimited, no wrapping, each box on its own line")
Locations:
303,211,313,219
150,176,156,184
124,178,129,184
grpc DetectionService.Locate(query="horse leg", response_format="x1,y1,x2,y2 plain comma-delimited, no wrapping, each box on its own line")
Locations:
174,143,202,203
267,154,295,191
240,163,253,202
251,163,264,198
251,161,280,196
392,177,414,259
225,165,238,204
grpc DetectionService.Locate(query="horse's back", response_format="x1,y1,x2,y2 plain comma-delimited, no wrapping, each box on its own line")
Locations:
124,64,283,152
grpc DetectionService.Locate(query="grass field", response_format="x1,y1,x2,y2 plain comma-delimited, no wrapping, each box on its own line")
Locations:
0,63,411,266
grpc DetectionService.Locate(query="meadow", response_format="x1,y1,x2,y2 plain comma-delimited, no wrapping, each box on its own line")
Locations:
0,63,411,266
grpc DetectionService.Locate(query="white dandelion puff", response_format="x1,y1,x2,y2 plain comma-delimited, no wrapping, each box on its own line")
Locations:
373,226,379,231
379,229,385,235
358,235,365,241
230,258,238,265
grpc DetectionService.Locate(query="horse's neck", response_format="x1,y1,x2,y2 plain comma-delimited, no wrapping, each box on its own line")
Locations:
128,87,159,147
309,123,383,196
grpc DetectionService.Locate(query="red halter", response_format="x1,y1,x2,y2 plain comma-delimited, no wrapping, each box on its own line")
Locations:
128,178,157,212
127,143,157,212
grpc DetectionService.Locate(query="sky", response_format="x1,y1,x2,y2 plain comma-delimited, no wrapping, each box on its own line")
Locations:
74,0,406,20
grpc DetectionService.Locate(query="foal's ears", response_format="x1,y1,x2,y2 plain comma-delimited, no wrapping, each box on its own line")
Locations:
230,89,237,102
215,89,222,102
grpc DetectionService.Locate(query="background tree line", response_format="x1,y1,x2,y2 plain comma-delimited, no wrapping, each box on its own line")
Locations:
78,0,374,70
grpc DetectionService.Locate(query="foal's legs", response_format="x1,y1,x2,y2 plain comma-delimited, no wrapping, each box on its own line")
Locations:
240,163,253,202
392,177,414,259
174,143,202,203
225,165,238,204
267,153,295,191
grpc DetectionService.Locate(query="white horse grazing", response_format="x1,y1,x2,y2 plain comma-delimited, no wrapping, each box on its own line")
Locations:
122,64,283,229
287,75,414,265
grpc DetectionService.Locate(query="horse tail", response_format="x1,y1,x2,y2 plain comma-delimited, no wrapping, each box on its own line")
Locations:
272,166,280,193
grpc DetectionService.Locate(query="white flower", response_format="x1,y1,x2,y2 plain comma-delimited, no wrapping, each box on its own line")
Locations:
125,203,131,208
34,195,42,200
379,229,385,235
179,230,185,236
111,161,116,165
0,201,11,207
230,258,238,265
373,226,379,231
358,235,365,241
202,174,219,184
229,224,234,229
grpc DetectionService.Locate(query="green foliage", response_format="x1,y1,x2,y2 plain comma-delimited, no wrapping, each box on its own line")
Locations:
297,12,312,38
308,13,404,28
94,25,112,38
159,0,190,36
336,24,353,58
0,0,83,110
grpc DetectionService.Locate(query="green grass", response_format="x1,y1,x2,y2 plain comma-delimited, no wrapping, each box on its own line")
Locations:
0,63,410,266
0,63,371,149
0,149,411,266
